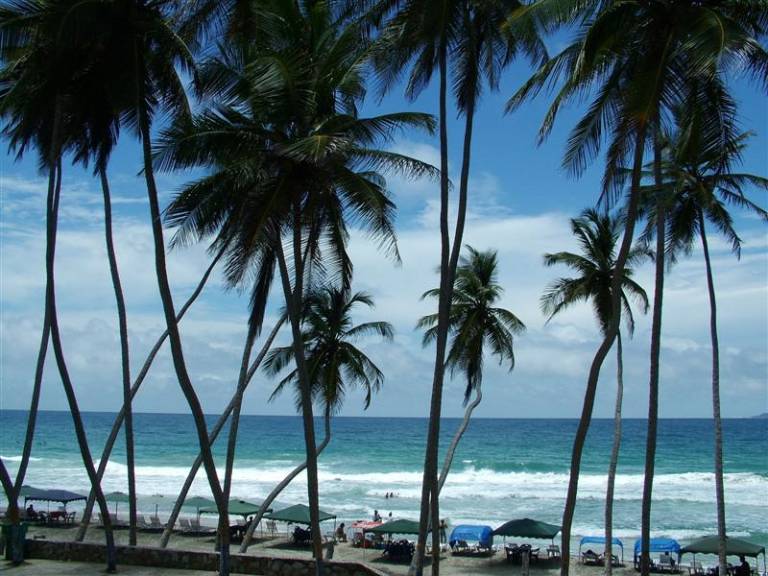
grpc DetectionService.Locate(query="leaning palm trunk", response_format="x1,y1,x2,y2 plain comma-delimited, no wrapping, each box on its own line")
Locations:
159,319,283,548
605,331,624,576
699,215,727,576
412,35,475,576
640,136,666,576
134,49,226,572
276,236,324,576
0,459,19,528
560,122,649,576
45,145,117,570
99,167,137,545
437,382,482,496
76,250,222,542
240,404,332,552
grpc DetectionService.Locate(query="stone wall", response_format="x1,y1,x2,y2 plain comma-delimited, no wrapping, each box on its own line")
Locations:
24,539,388,576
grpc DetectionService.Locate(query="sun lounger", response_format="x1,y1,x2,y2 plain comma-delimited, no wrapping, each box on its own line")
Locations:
582,549,602,566
548,544,561,559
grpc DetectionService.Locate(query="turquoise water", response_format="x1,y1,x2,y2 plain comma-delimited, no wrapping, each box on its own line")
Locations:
1,411,766,548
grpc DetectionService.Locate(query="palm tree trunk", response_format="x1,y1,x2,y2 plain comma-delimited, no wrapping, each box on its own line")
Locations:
605,330,624,576
437,382,482,496
640,133,665,576
276,234,324,576
560,122,648,576
218,326,259,575
99,167,137,546
699,214,727,576
45,151,117,571
10,126,64,522
0,458,19,528
134,48,225,562
241,404,333,552
411,32,450,576
77,250,222,542
159,319,282,548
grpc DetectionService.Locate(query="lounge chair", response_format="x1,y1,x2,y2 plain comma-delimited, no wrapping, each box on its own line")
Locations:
178,518,193,533
689,562,705,576
582,549,602,566
548,544,561,560
149,515,165,530
266,520,277,536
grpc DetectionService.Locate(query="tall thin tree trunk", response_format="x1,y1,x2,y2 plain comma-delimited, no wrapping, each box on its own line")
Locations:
411,33,451,576
560,123,648,576
640,134,665,576
77,250,222,541
134,47,225,574
99,166,137,546
437,382,482,496
276,238,324,576
605,330,623,576
699,215,727,576
45,151,117,571
240,404,333,552
159,319,282,548
218,326,258,575
0,459,19,529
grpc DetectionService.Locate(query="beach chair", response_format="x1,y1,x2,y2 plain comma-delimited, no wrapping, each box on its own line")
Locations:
660,555,677,572
548,544,561,560
190,517,215,535
582,549,602,566
66,511,76,525
266,519,277,536
178,518,193,534
150,515,165,530
690,562,705,576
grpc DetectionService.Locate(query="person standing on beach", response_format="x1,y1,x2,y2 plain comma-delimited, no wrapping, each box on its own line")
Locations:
439,519,447,543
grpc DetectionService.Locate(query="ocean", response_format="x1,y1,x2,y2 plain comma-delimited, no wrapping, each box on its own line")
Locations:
1,411,766,550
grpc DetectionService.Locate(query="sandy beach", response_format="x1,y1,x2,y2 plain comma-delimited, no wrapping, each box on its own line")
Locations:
10,524,647,576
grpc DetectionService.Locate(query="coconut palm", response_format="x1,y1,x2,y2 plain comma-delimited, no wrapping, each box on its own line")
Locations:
507,3,768,572
638,105,767,576
370,2,545,571
541,209,649,576
155,3,436,568
416,246,525,495
239,287,392,550
0,1,118,568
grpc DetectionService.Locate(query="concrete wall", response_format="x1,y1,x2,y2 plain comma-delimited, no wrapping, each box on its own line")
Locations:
24,539,388,576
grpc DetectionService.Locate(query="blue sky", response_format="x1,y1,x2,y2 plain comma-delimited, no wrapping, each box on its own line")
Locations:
1,45,766,419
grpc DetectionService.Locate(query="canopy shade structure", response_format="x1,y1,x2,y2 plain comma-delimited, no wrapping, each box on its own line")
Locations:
184,496,215,509
365,519,421,535
581,536,625,550
21,486,87,506
105,491,131,515
449,525,494,548
493,518,561,540
264,504,336,525
634,538,681,556
680,537,766,558
199,499,272,518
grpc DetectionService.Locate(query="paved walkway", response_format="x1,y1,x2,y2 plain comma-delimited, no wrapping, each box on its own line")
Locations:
0,559,216,575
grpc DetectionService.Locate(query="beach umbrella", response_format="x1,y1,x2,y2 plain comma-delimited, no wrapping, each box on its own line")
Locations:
199,498,272,519
104,491,131,516
493,518,561,541
184,496,216,517
264,503,336,525
365,518,421,535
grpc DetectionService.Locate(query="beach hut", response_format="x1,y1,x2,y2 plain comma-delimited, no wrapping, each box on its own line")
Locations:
579,536,625,565
449,524,494,551
633,537,681,569
680,536,767,574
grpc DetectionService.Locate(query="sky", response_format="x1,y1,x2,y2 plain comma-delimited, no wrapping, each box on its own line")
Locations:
1,40,766,420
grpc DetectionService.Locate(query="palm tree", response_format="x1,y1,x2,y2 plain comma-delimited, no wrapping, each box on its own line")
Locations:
643,106,767,576
507,4,767,572
77,249,223,541
0,2,118,569
541,209,649,576
371,2,545,571
155,4,436,568
417,246,525,495
239,287,392,550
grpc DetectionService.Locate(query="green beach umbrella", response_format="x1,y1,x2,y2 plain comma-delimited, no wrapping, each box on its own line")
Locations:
681,536,766,558
366,519,421,535
493,518,562,540
184,496,215,516
264,503,336,525
104,491,131,516
199,498,271,519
